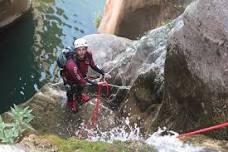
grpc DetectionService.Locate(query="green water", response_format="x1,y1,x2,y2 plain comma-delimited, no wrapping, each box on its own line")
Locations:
0,0,105,113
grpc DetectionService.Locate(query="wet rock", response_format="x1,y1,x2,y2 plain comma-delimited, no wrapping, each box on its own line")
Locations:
22,83,117,138
20,134,58,152
98,0,193,39
106,22,174,126
151,0,228,139
183,135,228,152
0,0,31,28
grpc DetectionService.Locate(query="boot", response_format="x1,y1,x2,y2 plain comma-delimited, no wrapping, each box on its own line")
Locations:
67,100,78,113
79,93,90,103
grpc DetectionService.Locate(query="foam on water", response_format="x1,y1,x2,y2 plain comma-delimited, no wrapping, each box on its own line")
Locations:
145,128,204,152
74,117,208,152
0,145,25,152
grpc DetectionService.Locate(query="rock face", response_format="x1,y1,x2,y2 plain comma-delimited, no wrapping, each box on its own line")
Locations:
151,0,228,139
98,0,193,39
25,83,117,137
83,34,132,77
0,0,31,28
106,0,228,140
106,22,175,130
83,34,132,66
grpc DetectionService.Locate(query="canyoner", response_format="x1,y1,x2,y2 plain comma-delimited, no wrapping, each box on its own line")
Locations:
57,38,111,113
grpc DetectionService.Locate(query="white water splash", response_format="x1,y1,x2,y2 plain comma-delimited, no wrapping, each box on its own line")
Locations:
74,117,211,152
0,145,25,152
85,117,143,142
74,117,141,141
145,128,204,152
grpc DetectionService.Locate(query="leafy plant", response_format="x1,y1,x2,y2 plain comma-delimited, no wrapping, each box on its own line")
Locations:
0,104,34,144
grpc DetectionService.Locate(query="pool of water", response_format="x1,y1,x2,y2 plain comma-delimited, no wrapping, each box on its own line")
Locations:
0,0,105,113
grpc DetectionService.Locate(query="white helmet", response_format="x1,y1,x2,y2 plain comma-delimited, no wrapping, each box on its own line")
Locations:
74,38,88,49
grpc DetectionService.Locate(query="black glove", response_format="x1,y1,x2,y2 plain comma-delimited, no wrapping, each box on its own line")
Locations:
86,79,98,86
64,84,71,91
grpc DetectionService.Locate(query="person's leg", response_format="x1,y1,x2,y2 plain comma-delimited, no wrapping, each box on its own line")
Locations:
77,85,90,103
66,86,78,113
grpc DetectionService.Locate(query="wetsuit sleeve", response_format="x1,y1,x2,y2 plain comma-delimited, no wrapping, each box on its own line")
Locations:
66,58,86,85
88,52,105,75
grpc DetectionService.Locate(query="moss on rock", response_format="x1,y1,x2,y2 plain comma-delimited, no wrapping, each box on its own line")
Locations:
20,134,156,152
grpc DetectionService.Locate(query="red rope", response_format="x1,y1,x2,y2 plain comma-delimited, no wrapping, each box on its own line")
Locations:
91,84,102,127
91,80,110,128
177,122,228,138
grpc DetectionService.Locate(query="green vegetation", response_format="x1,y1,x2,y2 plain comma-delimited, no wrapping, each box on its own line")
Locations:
94,12,102,28
0,105,34,144
46,135,125,152
161,19,173,26
44,135,156,152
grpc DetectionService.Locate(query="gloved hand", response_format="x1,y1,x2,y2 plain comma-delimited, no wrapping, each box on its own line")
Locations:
89,81,105,87
104,73,111,80
85,79,97,86
65,84,71,91
86,82,92,86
